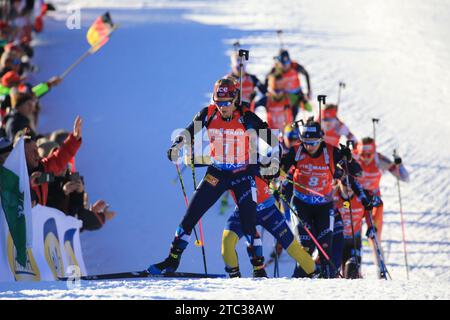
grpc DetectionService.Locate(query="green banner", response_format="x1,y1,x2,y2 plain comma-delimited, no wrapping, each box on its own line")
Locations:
0,166,27,267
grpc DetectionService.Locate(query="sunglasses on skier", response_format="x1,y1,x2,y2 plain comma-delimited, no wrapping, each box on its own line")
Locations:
302,139,322,147
215,100,234,108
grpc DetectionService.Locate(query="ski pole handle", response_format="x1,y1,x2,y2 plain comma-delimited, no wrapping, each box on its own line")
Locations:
238,49,249,104
317,95,327,104
238,49,249,61
372,118,379,141
318,95,327,127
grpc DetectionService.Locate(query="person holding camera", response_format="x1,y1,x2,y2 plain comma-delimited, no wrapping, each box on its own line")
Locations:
27,116,83,206
46,169,116,231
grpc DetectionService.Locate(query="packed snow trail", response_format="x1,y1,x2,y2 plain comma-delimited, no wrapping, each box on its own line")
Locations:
0,278,449,300
0,0,448,299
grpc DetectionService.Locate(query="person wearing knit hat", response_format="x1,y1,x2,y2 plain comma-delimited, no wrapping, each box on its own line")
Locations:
0,136,13,165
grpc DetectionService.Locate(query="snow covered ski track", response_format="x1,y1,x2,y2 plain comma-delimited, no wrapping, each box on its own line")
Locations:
0,0,448,299
0,278,449,300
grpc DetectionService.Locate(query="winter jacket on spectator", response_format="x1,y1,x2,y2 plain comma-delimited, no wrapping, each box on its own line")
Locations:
31,133,81,205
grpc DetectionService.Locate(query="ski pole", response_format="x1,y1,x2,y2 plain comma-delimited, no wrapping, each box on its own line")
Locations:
394,149,410,280
273,188,341,276
175,163,208,275
366,208,392,280
172,164,186,184
175,164,190,207
318,95,327,129
276,30,284,49
337,82,346,106
372,118,379,141
189,149,208,275
238,49,249,103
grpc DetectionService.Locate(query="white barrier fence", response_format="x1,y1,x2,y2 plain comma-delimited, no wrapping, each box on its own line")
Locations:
0,205,87,281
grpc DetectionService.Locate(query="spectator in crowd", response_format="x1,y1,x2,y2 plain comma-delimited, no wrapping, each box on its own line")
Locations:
46,167,117,231
36,139,58,158
24,116,82,206
49,129,69,146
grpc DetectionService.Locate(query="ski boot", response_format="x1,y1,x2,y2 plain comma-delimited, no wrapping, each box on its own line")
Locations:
225,266,242,278
147,246,184,275
251,256,268,278
344,257,361,279
147,228,189,275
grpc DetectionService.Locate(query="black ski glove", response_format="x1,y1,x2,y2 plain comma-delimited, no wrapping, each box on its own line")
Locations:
334,158,361,180
394,156,402,165
333,165,345,180
339,144,352,161
361,196,373,211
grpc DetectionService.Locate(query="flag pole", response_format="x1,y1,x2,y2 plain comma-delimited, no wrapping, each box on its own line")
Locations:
60,49,92,80
59,25,118,80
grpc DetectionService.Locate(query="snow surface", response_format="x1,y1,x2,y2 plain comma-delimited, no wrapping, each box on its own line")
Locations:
0,278,448,300
1,0,449,299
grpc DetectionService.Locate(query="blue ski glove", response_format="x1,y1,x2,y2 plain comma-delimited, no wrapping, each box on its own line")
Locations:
372,195,383,207
366,226,378,240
